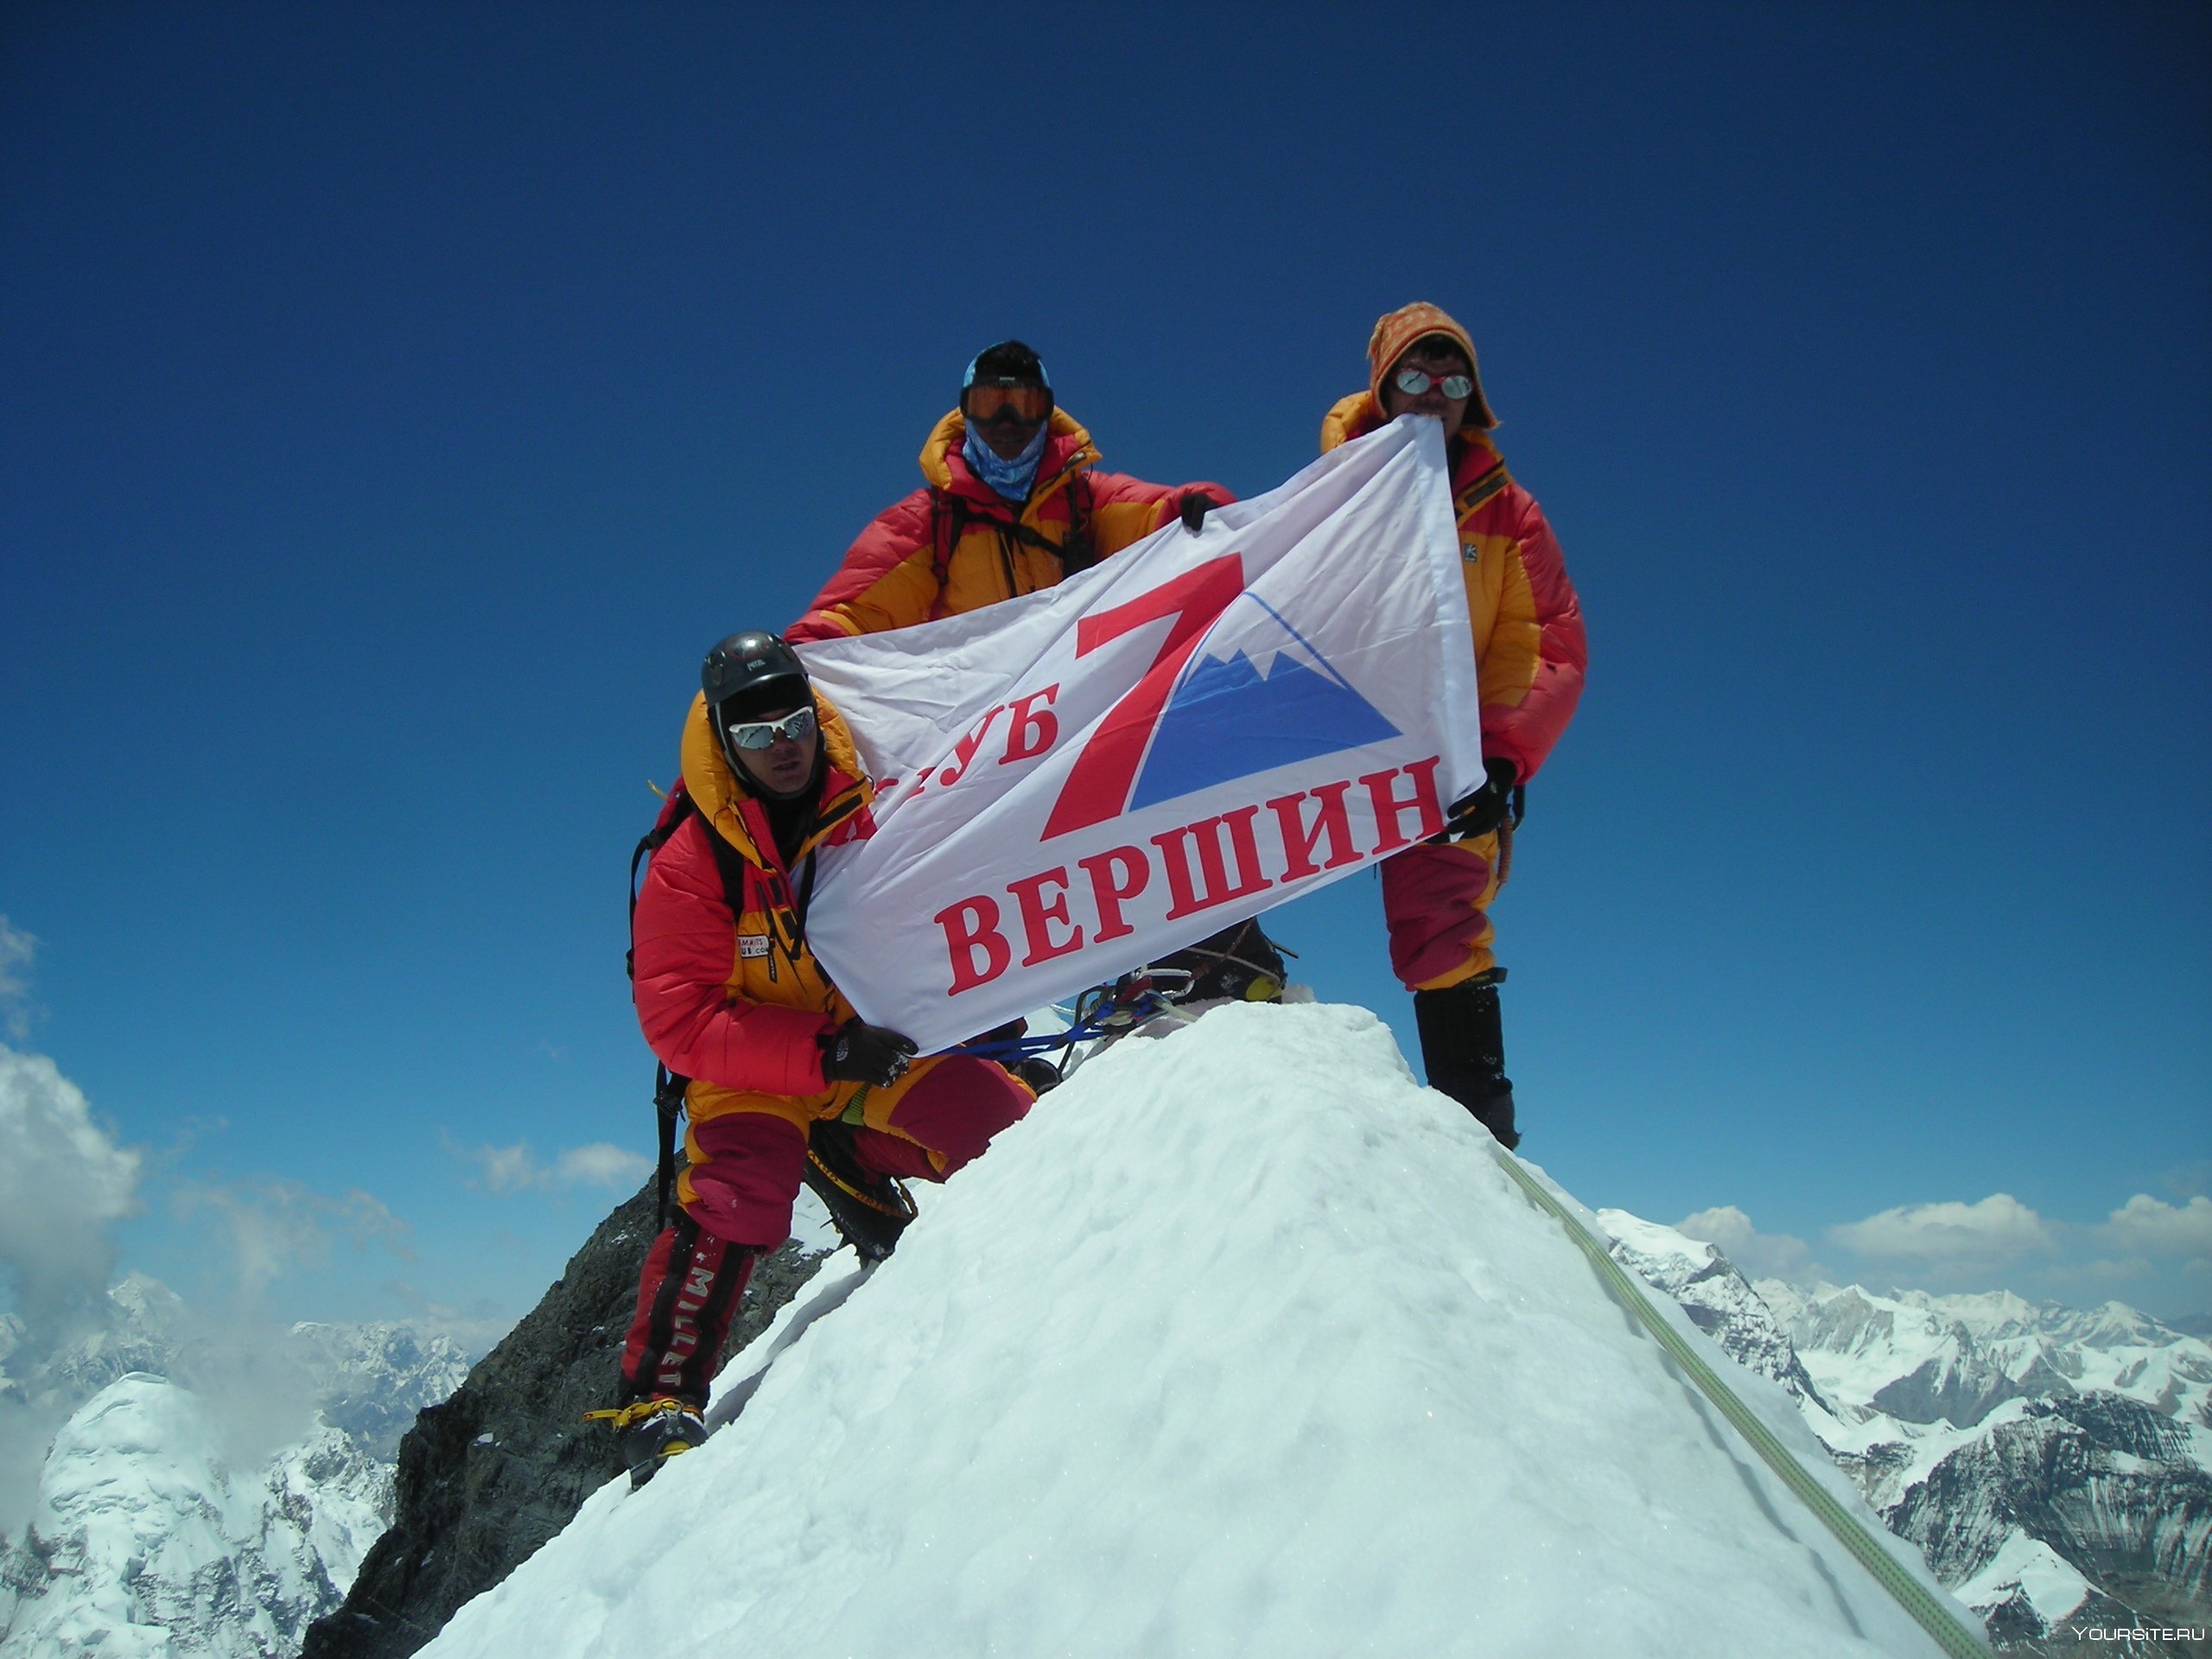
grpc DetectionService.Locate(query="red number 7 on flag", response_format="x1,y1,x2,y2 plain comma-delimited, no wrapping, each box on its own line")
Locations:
1041,554,1245,840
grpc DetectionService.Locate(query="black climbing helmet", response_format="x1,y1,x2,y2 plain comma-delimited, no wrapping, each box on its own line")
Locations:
702,631,809,726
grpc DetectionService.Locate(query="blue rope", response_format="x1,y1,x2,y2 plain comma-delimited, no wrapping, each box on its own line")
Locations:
944,988,1173,1059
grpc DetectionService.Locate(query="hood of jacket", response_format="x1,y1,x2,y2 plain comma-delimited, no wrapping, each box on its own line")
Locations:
678,689,874,868
922,406,1098,504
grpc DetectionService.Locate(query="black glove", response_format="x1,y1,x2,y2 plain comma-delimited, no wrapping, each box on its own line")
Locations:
1179,492,1217,534
821,1020,918,1088
1445,758,1519,839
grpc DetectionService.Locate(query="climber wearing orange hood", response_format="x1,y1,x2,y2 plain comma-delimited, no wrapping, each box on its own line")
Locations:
1321,302,1587,1150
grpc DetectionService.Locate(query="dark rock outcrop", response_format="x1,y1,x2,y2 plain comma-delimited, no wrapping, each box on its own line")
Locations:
301,1182,826,1659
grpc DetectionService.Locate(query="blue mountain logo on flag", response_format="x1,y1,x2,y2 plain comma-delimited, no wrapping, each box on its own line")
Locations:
1128,594,1401,812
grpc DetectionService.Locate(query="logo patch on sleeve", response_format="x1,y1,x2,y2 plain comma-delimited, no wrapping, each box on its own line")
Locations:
737,933,771,959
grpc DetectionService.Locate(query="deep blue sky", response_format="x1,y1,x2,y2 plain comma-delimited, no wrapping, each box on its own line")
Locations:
3,2,2206,1336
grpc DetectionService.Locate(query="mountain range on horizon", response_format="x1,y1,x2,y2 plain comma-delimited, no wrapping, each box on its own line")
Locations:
1602,1211,2212,1651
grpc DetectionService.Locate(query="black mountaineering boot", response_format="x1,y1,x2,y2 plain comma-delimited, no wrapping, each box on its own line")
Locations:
1413,975,1520,1150
1151,919,1290,1005
803,1119,918,1262
587,1396,709,1488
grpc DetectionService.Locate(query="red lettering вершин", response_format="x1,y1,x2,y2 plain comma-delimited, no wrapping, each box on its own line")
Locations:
1267,779,1361,880
1360,757,1445,853
935,894,1013,993
930,759,1445,998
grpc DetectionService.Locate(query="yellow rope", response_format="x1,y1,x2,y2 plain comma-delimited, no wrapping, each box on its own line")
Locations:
1493,1153,1990,1657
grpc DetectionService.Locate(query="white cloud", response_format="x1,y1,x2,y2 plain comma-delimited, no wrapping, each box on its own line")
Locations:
448,1138,548,1194
153,1180,419,1467
1667,1182,2211,1323
171,1180,413,1301
1829,1192,2054,1269
0,1042,143,1532
0,1034,429,1523
556,1142,653,1187
1675,1205,1826,1283
2100,1194,2212,1258
446,1135,652,1194
0,1044,141,1336
0,917,41,1042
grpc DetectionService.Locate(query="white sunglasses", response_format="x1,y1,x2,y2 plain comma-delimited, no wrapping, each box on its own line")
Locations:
721,705,817,751
1395,366,1475,399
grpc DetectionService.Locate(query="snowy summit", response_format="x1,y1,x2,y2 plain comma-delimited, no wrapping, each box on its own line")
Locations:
422,1001,1974,1658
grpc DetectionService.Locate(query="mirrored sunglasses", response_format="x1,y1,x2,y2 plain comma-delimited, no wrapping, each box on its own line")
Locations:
721,705,817,751
1394,367,1475,399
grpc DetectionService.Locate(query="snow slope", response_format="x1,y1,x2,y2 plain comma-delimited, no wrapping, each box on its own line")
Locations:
422,1001,1973,1659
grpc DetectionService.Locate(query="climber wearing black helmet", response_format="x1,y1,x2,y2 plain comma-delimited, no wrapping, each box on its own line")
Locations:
599,631,1033,1484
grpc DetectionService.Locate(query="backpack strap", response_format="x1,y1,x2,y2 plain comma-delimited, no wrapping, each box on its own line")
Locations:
929,487,966,598
1058,470,1096,575
651,1065,688,1227
628,784,698,978
630,785,703,1225
929,471,1096,601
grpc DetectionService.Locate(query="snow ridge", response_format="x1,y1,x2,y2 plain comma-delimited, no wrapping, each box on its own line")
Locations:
420,1001,1965,1659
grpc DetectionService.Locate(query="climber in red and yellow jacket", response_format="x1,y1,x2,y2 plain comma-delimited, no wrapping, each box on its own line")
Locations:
785,338,1282,995
607,631,1033,1484
785,339,1230,641
1321,302,1587,1151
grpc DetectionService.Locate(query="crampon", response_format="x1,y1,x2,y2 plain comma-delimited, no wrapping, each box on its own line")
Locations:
803,1119,918,1262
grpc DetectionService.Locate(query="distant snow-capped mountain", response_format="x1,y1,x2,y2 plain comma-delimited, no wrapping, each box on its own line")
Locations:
0,1274,194,1413
0,1374,391,1658
288,1321,481,1461
0,1279,475,1656
1600,1210,2212,1654
1757,1279,2212,1433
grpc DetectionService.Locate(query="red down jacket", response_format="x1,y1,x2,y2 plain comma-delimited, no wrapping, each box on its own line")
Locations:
786,406,1227,640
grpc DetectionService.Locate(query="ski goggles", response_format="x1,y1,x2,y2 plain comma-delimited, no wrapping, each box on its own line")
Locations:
721,705,817,751
964,380,1051,423
1393,366,1476,399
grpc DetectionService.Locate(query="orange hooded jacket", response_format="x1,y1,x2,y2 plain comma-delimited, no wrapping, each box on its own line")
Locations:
786,407,1226,640
1321,397,1586,785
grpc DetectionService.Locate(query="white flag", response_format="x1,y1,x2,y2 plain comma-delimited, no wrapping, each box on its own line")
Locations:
797,416,1481,1053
